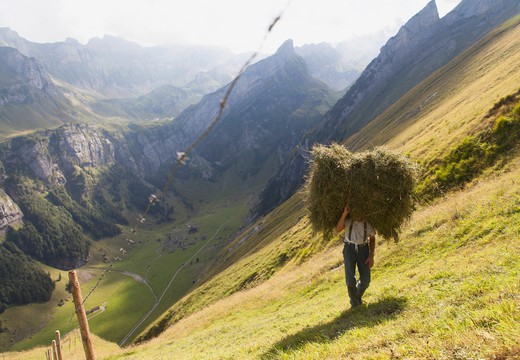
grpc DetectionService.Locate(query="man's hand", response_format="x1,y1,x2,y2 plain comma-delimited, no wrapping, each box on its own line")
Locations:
366,254,374,268
335,204,351,234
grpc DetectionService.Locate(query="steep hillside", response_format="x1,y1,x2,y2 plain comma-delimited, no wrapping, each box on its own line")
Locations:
195,40,339,179
256,0,520,216
107,8,520,359
347,14,520,160
120,163,520,359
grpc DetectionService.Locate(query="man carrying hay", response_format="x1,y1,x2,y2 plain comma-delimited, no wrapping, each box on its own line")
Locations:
336,204,375,308
305,144,416,306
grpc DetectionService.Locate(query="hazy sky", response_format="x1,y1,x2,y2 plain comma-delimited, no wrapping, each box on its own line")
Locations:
0,0,462,54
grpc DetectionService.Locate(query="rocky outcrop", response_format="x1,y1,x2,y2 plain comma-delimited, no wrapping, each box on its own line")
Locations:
0,46,63,106
0,124,136,185
50,124,116,174
3,135,65,186
0,189,23,234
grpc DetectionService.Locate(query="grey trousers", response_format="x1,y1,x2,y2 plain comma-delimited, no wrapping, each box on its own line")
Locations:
342,242,371,307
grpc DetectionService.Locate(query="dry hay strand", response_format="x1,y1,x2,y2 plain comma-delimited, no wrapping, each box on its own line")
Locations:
304,143,417,240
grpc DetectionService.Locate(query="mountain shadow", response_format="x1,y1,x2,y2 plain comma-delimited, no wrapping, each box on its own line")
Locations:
261,296,407,359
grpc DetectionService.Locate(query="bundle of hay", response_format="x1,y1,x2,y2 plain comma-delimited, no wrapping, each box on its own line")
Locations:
304,143,417,240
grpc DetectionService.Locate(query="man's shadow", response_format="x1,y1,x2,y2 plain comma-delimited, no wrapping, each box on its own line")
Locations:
261,296,407,359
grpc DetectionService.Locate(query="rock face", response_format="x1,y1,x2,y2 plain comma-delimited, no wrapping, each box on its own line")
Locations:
0,124,135,186
0,46,76,134
254,0,520,217
0,46,63,106
0,189,23,234
3,135,65,186
51,124,116,173
445,0,515,21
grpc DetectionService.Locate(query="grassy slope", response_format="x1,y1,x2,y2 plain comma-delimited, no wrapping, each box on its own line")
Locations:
7,168,520,359
347,15,520,158
4,14,520,360
102,13,520,359
108,162,520,359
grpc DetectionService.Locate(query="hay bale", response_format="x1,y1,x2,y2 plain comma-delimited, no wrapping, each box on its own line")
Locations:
304,143,417,240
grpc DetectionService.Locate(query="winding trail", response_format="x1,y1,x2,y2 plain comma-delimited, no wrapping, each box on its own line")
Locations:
89,268,159,299
118,217,235,346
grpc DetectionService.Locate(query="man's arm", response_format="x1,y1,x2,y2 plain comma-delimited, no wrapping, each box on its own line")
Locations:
366,234,375,268
335,205,350,234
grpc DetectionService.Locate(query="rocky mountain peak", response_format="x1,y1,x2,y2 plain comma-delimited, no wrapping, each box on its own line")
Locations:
381,1,439,60
409,1,439,30
0,27,32,55
0,47,62,106
86,34,143,53
275,39,295,58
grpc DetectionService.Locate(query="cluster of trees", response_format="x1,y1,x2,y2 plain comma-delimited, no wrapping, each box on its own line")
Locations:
6,182,90,269
46,186,121,239
126,169,174,221
0,242,55,314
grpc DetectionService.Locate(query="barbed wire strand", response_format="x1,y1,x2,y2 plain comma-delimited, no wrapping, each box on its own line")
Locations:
68,268,110,324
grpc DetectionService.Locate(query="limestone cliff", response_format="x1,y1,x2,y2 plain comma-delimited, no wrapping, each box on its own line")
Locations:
0,189,23,234
0,46,63,107
0,124,136,186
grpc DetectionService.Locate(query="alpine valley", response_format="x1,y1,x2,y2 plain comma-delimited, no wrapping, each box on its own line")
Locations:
1,0,520,359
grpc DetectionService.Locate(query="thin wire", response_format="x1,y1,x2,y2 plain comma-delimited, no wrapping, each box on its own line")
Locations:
68,268,110,324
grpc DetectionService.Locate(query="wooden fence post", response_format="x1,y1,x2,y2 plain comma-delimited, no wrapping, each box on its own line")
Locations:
51,340,58,360
55,330,63,360
69,270,96,360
